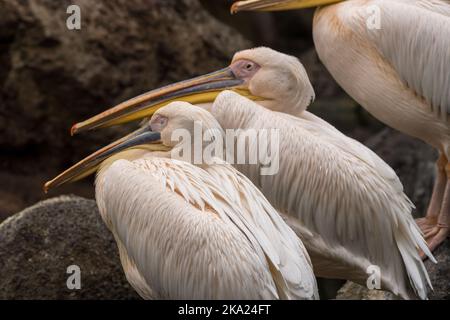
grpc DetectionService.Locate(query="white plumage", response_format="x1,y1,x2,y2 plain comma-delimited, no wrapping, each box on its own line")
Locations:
313,0,449,147
369,0,450,121
311,0,450,252
94,103,318,300
210,88,433,299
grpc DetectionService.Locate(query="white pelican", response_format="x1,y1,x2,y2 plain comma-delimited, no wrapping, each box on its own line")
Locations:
69,47,435,299
231,0,450,253
45,102,318,300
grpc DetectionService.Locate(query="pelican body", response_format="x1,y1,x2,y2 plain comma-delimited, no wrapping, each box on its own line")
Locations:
46,103,318,300
212,89,431,300
232,0,450,253
68,46,434,299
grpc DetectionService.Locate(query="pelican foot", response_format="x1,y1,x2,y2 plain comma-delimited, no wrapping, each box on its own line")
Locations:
419,223,449,260
416,217,438,235
418,159,450,259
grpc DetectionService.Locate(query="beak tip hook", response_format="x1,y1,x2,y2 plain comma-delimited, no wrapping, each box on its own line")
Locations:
231,2,244,14
70,124,78,136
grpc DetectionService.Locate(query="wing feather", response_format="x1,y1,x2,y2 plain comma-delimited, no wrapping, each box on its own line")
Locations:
205,160,318,299
95,157,317,299
212,90,434,299
366,0,450,121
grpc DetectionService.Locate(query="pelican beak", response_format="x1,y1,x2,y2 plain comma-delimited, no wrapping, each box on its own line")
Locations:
71,67,261,135
231,0,343,12
44,126,165,192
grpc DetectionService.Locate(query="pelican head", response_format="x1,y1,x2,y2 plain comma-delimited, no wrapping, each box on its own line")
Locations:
70,47,315,134
231,0,343,12
44,102,222,192
232,47,315,114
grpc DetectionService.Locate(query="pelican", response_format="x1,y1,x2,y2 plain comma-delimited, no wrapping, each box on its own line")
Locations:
231,0,450,253
45,102,318,300
69,47,434,299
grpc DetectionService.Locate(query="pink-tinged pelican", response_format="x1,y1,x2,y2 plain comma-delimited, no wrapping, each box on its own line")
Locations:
231,0,450,253
45,102,318,300
69,47,434,299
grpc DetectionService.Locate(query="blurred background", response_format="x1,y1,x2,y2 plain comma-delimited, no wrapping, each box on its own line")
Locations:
0,0,446,300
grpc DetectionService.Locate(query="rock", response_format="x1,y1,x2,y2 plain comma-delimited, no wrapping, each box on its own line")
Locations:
336,282,395,300
0,196,139,299
0,0,250,151
0,0,250,219
425,238,450,300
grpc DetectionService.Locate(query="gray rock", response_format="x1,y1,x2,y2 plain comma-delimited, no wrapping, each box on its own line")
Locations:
0,0,249,151
0,195,139,299
425,238,450,300
336,282,395,300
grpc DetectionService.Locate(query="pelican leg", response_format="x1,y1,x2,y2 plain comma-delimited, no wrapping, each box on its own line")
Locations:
420,160,450,256
416,153,447,235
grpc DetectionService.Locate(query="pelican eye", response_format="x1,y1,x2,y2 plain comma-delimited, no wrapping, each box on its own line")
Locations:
230,59,261,80
150,115,168,132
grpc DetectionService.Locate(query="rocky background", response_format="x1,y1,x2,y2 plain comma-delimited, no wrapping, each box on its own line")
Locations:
0,0,447,299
